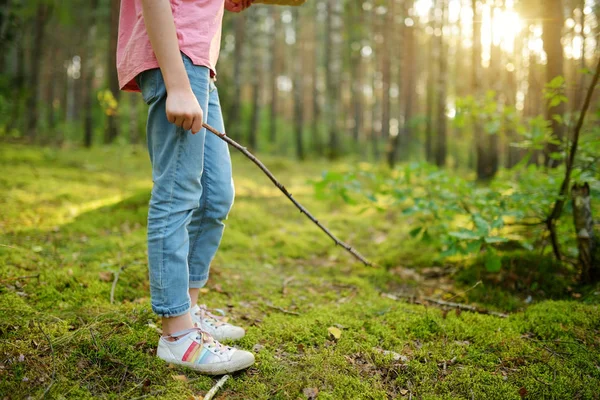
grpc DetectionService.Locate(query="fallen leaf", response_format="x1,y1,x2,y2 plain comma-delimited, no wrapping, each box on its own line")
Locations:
400,389,409,396
199,288,210,294
172,374,188,382
252,344,265,353
372,347,409,362
519,387,528,398
99,272,113,282
303,387,319,399
327,326,342,340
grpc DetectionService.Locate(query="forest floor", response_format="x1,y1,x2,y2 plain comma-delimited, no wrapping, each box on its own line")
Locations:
1,143,599,399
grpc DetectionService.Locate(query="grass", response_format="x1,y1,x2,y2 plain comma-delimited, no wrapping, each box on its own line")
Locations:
1,142,599,399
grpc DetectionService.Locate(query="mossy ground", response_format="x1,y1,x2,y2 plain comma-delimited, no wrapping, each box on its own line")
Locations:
1,143,599,399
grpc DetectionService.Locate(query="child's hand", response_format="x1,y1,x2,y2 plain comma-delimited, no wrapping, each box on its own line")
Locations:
166,88,204,134
225,0,253,13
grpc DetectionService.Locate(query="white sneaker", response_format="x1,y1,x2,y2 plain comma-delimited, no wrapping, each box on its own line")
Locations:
191,304,246,342
156,327,254,375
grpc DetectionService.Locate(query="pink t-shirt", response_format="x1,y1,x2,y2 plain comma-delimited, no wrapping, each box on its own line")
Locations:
117,0,224,92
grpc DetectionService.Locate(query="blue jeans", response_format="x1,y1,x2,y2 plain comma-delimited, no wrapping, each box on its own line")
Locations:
136,54,234,318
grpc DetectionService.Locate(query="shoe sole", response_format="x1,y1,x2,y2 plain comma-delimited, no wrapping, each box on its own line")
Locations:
191,356,255,375
161,355,255,375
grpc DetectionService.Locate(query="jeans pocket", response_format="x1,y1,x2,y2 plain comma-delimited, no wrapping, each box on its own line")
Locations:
136,69,159,105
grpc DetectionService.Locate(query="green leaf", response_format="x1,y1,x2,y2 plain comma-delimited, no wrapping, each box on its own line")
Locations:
473,215,490,235
409,226,424,238
484,236,510,244
490,217,504,230
485,253,502,272
449,230,481,240
440,245,458,258
466,240,482,254
521,242,534,251
549,97,562,108
421,229,433,244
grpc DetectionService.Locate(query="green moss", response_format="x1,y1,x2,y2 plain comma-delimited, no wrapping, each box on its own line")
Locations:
1,144,599,399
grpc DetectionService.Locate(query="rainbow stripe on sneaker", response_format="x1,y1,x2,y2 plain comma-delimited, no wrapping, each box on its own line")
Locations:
182,341,209,364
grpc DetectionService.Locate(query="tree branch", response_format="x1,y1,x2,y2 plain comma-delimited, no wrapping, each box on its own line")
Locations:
547,56,600,261
202,122,374,267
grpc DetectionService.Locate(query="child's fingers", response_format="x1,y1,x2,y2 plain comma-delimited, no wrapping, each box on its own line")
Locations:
173,116,185,128
191,114,203,134
182,117,193,132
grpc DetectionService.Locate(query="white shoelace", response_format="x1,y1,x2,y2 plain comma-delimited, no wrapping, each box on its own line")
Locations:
195,304,227,327
167,327,230,354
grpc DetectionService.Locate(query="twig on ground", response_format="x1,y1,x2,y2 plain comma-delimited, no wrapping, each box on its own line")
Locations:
202,122,374,267
282,276,294,296
36,322,56,399
110,265,128,304
383,293,509,318
0,273,40,284
265,302,301,316
203,374,230,400
117,366,128,394
444,280,482,302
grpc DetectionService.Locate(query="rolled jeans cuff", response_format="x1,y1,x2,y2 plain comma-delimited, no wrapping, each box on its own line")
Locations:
151,300,191,318
189,274,209,289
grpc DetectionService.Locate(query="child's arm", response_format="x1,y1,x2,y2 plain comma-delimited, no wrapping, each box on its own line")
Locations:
141,0,203,134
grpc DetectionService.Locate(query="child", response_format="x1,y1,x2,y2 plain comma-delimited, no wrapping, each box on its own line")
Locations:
116,0,255,375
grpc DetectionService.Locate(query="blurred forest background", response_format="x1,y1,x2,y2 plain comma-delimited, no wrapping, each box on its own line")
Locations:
0,0,598,167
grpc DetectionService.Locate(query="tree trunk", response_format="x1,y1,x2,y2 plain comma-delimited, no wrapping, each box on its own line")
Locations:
293,8,304,160
229,13,246,140
401,6,415,162
542,0,565,167
105,0,120,144
382,0,394,167
83,2,99,148
575,0,586,110
434,0,448,167
248,61,260,152
348,0,363,149
325,0,342,159
26,3,51,140
311,0,322,156
472,0,485,178
269,8,280,144
482,3,501,178
424,5,436,163
572,183,600,283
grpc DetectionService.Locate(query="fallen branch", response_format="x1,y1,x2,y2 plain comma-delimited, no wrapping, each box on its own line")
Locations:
265,302,300,316
382,293,509,318
37,322,56,399
202,122,374,267
0,273,40,284
203,374,230,400
547,56,600,260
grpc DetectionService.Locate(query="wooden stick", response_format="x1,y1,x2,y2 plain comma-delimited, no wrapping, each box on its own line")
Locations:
383,293,509,318
0,273,40,284
203,374,230,400
202,122,374,267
